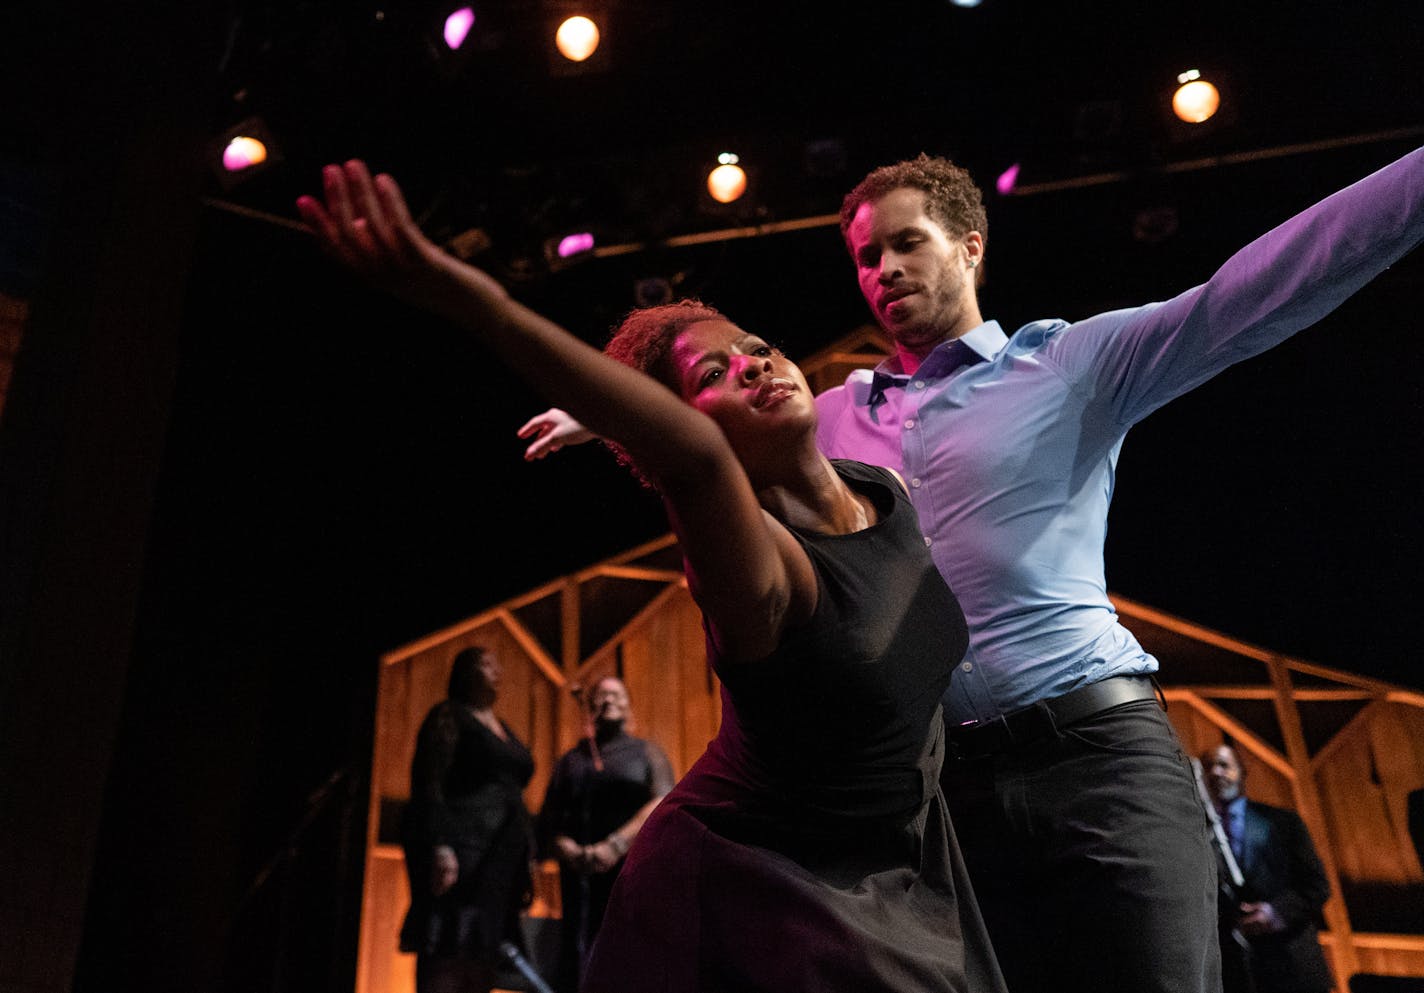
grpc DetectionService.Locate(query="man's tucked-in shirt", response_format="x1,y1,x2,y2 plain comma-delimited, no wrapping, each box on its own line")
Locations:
816,148,1424,725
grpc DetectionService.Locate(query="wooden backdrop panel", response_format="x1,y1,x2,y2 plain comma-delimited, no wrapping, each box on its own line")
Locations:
1316,702,1424,885
355,852,415,993
619,588,719,777
1169,699,1296,808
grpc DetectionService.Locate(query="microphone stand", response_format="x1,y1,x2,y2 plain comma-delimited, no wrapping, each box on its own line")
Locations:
1191,757,1255,993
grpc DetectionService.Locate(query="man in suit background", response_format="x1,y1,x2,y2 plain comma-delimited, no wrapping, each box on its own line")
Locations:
1201,743,1333,993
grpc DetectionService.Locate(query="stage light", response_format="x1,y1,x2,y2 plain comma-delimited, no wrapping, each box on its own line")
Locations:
447,226,493,261
555,15,600,61
207,116,281,190
554,232,595,258
542,229,597,270
707,153,747,204
1172,70,1220,124
949,0,983,7
995,163,1020,196
222,136,268,173
444,7,475,50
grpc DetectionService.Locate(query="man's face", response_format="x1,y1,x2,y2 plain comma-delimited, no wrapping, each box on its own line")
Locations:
846,187,982,353
1203,745,1244,806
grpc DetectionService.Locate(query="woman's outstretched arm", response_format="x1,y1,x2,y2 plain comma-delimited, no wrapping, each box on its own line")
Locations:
298,161,812,660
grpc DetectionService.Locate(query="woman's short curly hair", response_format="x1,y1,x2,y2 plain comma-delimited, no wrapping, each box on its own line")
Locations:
601,298,728,488
839,154,987,250
604,298,726,387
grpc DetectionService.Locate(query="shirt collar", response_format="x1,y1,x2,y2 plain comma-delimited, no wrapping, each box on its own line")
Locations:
865,321,1008,408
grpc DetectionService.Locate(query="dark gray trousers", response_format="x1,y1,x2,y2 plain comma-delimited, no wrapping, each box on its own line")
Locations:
942,699,1222,993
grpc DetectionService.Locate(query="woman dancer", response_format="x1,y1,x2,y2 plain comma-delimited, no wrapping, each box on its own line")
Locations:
298,161,1003,993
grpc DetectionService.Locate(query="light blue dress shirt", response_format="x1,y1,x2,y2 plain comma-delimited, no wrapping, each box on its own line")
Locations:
816,147,1424,726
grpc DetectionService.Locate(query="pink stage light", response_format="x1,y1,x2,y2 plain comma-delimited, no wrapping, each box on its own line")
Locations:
444,7,476,50
995,163,1020,195
222,136,268,172
556,232,595,258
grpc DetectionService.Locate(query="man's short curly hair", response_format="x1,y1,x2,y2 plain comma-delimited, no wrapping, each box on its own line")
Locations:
602,298,728,487
839,154,987,252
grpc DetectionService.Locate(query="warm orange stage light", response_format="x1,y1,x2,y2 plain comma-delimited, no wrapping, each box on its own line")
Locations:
1172,74,1221,123
707,163,747,204
556,16,600,61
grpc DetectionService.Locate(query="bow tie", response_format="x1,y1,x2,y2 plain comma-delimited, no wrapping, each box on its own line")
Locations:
867,339,983,408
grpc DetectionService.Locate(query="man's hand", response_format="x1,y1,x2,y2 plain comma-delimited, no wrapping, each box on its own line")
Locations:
431,844,460,896
584,839,622,873
554,835,590,871
1237,901,1285,935
517,408,595,460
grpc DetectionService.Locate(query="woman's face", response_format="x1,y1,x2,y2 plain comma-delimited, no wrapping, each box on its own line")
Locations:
667,320,816,466
475,653,502,698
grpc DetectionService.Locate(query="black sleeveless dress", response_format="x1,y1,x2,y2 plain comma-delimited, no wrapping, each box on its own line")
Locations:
580,461,1006,993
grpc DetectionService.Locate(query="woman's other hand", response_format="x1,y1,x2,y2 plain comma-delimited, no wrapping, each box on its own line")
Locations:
431,844,460,896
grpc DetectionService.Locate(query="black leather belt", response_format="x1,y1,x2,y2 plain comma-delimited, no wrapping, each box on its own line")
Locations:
945,674,1160,760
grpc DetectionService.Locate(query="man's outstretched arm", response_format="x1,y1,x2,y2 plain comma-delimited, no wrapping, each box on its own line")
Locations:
1050,145,1424,427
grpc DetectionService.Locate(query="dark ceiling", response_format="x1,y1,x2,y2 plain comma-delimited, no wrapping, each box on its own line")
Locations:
208,0,1424,275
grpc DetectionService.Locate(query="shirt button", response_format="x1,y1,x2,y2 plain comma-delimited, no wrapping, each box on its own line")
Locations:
913,381,926,390
923,536,933,547
911,478,922,488
904,418,916,429
962,661,973,673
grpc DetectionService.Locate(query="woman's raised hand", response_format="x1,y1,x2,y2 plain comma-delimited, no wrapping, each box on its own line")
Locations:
296,161,432,271
296,159,506,315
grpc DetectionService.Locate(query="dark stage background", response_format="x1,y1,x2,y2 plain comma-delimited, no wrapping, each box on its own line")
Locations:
1,1,1421,991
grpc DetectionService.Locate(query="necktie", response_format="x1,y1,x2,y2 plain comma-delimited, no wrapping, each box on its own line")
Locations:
1224,808,1243,865
867,339,984,408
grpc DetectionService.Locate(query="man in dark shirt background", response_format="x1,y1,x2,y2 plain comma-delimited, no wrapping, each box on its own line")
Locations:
538,677,674,993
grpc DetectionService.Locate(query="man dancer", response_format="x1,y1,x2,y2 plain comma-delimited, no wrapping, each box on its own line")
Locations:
816,147,1423,993
519,146,1424,992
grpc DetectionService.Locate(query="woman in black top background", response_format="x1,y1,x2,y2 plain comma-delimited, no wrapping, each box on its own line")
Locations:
400,646,534,993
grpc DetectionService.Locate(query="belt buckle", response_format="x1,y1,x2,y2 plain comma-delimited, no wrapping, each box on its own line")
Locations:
1002,701,1058,748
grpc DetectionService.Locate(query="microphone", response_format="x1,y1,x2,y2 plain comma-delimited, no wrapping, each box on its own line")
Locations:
499,940,556,993
568,681,604,770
